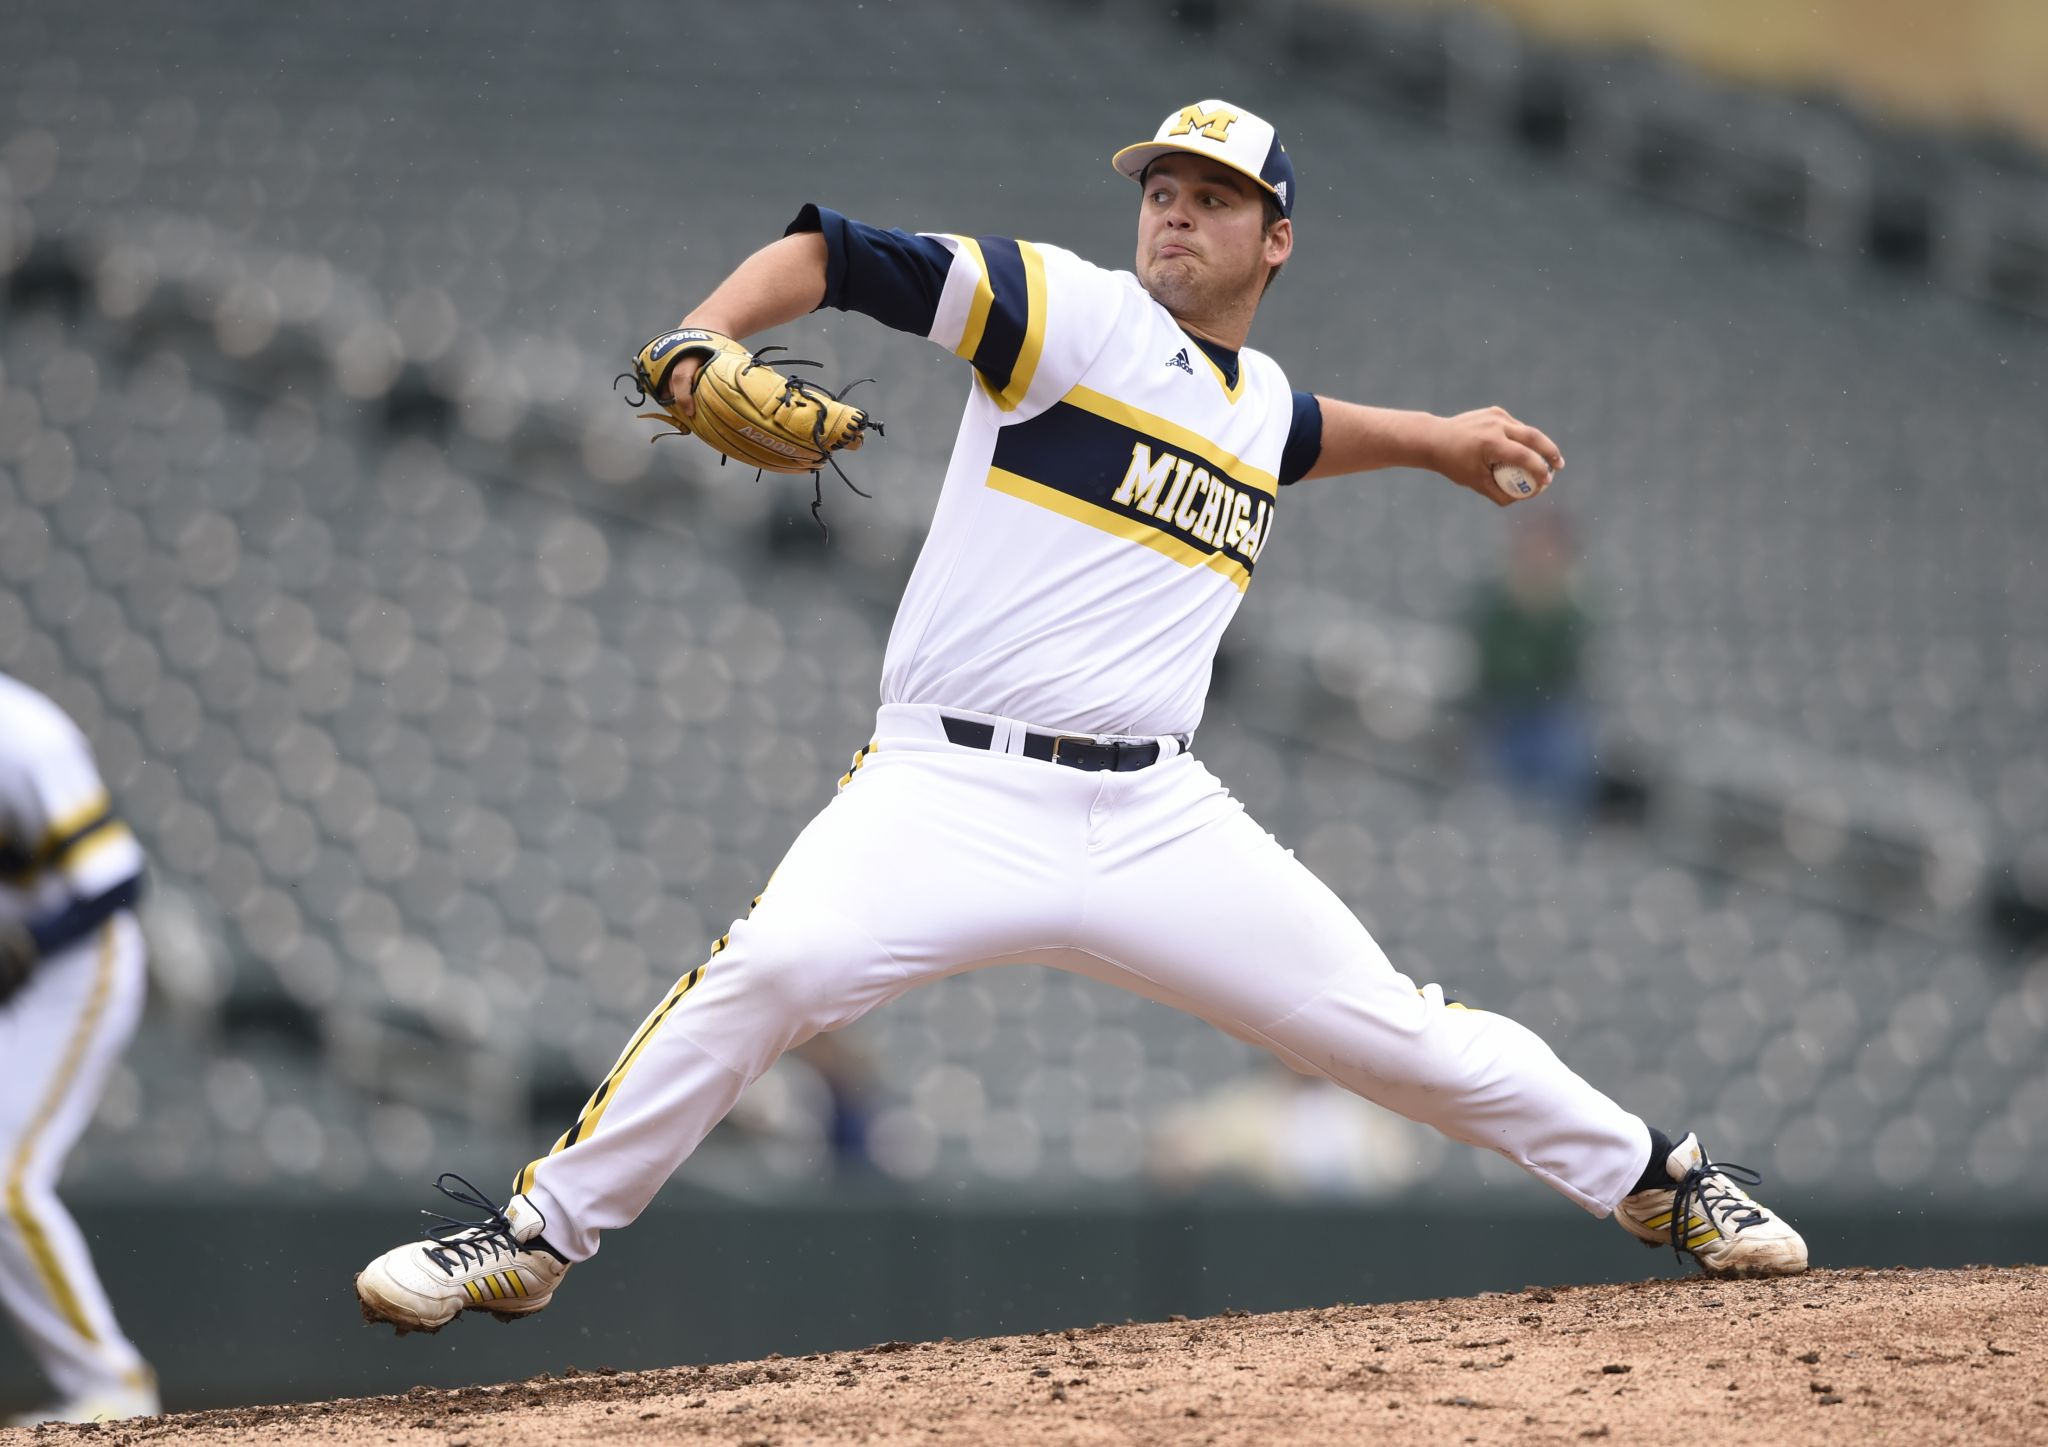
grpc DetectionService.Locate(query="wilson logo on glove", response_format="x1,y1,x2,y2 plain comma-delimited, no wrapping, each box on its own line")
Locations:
617,330,882,537
644,330,713,364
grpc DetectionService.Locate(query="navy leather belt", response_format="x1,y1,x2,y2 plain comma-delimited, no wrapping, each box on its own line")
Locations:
940,716,1187,772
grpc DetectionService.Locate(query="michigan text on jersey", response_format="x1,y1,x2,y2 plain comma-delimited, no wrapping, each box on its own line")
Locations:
985,389,1277,592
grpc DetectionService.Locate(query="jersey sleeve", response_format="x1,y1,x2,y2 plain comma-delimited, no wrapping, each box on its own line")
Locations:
786,203,957,337
787,204,1120,414
1277,390,1324,486
0,716,145,906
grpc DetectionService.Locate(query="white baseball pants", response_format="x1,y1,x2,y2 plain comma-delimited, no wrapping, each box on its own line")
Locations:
519,703,1651,1261
0,914,152,1399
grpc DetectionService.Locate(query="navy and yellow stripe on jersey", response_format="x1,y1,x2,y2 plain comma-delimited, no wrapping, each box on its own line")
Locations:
0,790,120,879
0,786,147,959
790,205,1055,413
939,235,1049,411
986,386,1278,590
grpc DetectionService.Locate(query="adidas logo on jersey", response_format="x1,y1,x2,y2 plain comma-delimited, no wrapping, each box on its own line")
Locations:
1165,348,1194,375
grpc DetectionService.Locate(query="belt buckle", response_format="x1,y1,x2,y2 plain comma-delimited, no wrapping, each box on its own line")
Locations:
1049,734,1094,766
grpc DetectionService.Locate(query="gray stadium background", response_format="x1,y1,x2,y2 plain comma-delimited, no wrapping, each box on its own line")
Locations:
3,0,2045,1411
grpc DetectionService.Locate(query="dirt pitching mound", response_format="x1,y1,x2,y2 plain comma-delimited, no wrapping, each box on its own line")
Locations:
7,1266,2043,1446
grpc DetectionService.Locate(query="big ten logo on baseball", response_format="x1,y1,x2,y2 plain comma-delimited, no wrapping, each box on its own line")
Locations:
1491,462,1541,499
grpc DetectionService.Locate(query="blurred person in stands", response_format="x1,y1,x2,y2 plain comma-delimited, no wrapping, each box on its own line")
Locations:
719,1035,877,1175
1462,510,1597,820
1149,1062,1444,1199
0,671,158,1426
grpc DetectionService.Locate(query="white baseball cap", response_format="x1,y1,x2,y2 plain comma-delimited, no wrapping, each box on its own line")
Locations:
1111,100,1296,217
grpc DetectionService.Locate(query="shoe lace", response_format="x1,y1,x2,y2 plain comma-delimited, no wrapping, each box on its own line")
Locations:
418,1173,520,1277
1668,1157,1768,1262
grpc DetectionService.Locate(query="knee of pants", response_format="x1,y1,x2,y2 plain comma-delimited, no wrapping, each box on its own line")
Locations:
1405,1008,1558,1101
1314,1002,1547,1105
0,1166,62,1245
716,906,892,1041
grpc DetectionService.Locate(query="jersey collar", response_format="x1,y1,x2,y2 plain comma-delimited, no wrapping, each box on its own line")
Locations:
1186,333,1246,403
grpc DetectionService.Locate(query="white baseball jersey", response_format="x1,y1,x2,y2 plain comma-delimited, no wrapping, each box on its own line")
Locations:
785,205,1325,738
880,236,1294,736
509,210,1653,1262
0,672,153,1403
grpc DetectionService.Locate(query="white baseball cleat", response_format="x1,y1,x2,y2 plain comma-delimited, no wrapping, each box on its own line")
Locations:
355,1174,571,1335
1615,1132,1808,1277
5,1376,160,1426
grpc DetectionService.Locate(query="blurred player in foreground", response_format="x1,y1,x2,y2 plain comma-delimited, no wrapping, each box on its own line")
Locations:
357,100,1805,1335
0,672,158,1424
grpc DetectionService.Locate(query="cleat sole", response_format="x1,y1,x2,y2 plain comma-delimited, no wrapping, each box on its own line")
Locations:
355,1269,553,1334
1698,1250,1809,1279
355,1271,453,1335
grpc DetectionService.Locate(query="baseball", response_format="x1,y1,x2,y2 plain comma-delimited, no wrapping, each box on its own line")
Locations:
1491,462,1540,499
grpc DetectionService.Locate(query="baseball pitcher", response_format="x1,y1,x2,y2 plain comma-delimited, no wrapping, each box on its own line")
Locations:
357,101,1805,1334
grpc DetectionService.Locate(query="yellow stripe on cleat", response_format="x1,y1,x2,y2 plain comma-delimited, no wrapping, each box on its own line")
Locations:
464,1280,483,1304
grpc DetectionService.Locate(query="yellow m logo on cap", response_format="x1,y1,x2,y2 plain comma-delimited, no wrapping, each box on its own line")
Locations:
1168,105,1239,142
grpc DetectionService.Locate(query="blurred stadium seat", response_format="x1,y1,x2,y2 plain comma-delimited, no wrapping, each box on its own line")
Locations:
3,0,2046,1207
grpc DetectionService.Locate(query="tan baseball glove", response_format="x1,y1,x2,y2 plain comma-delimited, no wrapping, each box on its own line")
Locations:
620,328,881,532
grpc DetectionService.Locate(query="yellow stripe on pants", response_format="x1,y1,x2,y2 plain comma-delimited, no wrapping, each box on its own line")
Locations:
4,924,116,1346
517,964,709,1196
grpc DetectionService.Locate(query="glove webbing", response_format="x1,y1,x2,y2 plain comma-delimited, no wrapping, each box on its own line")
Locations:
614,346,882,538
